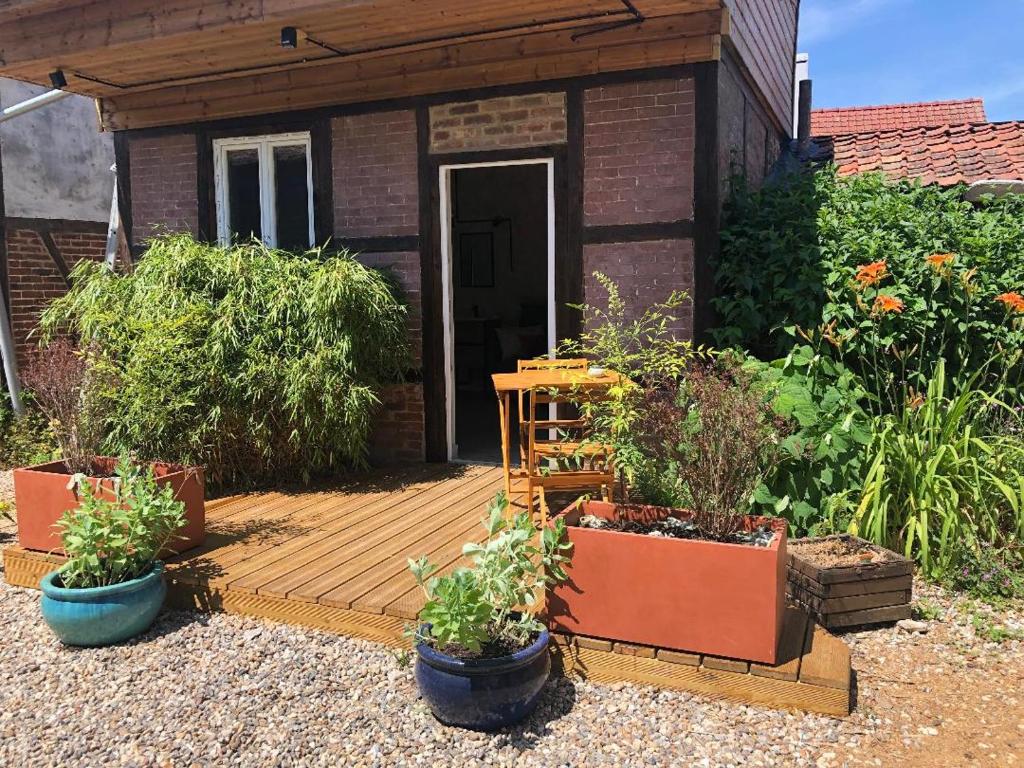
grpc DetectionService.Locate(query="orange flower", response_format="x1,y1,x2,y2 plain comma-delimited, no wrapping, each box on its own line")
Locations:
995,292,1024,313
925,252,955,270
906,392,925,410
872,294,905,315
855,261,888,287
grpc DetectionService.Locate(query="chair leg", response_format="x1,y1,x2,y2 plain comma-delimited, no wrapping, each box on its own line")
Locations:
538,486,548,528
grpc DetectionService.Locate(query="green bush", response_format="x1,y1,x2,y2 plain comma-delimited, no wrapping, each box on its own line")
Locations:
41,235,411,487
715,168,1024,397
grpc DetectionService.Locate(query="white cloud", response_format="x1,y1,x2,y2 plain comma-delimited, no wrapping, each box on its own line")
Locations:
799,0,895,45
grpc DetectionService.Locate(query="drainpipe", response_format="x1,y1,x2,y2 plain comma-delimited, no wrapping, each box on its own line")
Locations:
0,88,72,415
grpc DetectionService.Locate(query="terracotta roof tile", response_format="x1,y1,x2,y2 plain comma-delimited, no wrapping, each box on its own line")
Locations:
812,121,1024,186
811,99,987,136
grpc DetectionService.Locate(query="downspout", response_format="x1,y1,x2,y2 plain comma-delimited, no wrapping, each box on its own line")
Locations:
0,88,73,415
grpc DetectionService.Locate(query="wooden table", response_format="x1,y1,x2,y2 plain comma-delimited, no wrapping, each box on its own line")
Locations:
491,368,621,499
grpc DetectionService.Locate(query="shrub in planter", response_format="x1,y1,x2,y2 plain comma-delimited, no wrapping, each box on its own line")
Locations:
13,341,204,553
407,494,573,731
40,461,186,646
547,360,793,663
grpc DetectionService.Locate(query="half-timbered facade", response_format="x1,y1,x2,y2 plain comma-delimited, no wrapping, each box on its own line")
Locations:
0,0,800,464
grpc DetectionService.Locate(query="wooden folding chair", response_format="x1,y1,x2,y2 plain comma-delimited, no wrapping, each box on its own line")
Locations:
516,358,589,463
524,384,614,525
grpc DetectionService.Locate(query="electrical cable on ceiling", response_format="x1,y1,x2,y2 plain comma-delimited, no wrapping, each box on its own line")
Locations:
70,1,646,91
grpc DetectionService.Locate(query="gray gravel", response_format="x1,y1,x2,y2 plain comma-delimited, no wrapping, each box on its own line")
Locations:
0,576,873,768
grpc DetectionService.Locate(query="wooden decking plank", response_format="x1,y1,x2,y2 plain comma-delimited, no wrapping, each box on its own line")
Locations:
751,606,808,682
318,481,501,610
172,466,445,581
216,465,474,592
798,621,852,691
280,468,504,603
231,466,496,596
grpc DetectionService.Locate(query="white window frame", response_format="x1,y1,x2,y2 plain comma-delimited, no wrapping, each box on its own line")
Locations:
212,131,314,249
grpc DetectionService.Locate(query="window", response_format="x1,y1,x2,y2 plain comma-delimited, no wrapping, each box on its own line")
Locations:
213,132,314,249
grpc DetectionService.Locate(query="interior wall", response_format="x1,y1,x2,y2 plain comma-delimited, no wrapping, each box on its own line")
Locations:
451,164,547,330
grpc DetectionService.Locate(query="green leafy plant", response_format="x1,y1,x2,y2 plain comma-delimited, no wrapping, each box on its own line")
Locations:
409,493,572,656
946,541,1023,602
57,459,187,588
557,273,707,497
0,403,58,471
852,360,1024,576
40,235,411,487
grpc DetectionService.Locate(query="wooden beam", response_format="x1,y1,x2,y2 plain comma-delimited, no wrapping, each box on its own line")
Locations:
36,229,71,287
101,18,721,129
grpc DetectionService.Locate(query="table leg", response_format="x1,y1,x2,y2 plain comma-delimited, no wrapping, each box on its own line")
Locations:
496,390,512,501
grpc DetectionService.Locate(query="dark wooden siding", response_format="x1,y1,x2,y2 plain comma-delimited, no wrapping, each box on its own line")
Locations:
723,0,799,136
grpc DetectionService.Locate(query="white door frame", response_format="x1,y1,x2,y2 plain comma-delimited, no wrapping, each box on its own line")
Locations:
438,158,556,461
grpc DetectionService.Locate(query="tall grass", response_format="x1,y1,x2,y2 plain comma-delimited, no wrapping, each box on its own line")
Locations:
853,361,1024,576
40,235,411,487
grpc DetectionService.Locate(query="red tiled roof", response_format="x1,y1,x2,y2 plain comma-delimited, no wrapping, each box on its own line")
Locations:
811,99,987,136
815,122,1024,186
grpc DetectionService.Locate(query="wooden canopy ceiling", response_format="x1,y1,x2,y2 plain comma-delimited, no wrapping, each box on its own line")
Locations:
0,0,729,130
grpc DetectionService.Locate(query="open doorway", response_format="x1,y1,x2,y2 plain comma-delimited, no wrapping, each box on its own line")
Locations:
440,160,554,462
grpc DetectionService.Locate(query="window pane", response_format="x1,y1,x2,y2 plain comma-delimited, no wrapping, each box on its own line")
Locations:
274,144,310,250
227,148,262,243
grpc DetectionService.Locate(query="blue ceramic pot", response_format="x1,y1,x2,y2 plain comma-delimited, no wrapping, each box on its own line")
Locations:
40,562,166,647
414,627,551,731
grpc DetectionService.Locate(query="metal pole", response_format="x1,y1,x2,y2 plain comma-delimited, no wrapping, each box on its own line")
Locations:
0,88,71,125
0,287,25,416
104,163,120,268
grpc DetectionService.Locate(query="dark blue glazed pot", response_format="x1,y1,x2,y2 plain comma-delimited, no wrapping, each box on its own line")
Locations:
40,562,166,647
414,627,551,731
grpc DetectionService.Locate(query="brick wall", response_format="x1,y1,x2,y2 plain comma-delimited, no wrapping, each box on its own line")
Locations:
429,93,566,153
128,133,198,245
332,111,419,237
351,250,424,464
582,239,695,340
4,225,107,366
583,78,694,226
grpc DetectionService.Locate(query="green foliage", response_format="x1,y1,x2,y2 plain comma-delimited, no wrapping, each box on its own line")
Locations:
558,273,707,496
0,397,59,471
946,542,1024,602
746,343,871,535
409,494,573,655
852,361,1024,577
715,168,1024,397
40,235,411,487
58,460,187,588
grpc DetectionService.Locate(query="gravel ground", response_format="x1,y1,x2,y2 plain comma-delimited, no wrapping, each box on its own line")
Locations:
0,567,1021,768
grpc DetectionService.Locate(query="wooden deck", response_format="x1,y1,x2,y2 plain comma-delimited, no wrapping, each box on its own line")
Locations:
2,463,851,716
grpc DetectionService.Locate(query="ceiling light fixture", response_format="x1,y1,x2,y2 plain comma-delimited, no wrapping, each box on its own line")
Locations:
49,69,67,89
280,26,298,49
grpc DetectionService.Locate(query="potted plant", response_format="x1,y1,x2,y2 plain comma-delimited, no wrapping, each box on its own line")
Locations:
40,460,186,646
13,340,204,554
407,494,573,731
547,360,792,664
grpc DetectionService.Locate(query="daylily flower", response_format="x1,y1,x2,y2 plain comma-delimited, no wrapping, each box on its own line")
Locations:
925,253,955,271
854,261,888,287
872,294,904,315
995,292,1024,313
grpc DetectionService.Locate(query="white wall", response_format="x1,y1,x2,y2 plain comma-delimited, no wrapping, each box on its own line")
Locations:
1,78,114,222
793,53,810,138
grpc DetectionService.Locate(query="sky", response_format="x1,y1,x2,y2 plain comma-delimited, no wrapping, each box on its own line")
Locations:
798,0,1024,122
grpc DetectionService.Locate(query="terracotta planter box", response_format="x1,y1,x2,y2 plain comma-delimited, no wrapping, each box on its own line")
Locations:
546,500,788,665
13,457,205,555
787,535,913,630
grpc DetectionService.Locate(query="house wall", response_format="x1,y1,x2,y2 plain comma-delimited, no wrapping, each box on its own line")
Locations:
112,66,719,463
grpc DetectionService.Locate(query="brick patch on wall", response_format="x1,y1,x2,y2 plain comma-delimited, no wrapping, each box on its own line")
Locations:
369,383,425,465
332,111,419,238
583,239,694,340
4,226,107,366
353,251,422,368
430,93,566,153
583,78,695,226
128,133,198,245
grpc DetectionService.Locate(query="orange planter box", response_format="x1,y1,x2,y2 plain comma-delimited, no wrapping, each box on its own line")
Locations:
14,458,205,555
547,500,787,665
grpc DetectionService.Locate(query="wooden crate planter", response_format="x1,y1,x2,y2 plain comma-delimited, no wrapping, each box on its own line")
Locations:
787,535,913,629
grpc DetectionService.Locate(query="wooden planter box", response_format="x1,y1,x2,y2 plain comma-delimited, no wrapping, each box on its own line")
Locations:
546,500,788,665
787,535,913,630
13,457,205,555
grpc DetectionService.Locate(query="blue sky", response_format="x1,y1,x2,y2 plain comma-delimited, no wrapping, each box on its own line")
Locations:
799,0,1024,121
